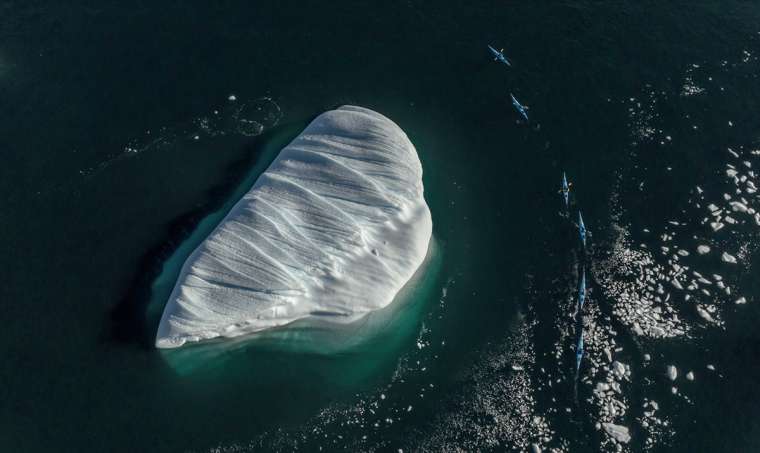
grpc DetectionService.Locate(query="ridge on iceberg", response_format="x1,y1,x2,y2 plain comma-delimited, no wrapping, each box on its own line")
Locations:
156,105,433,348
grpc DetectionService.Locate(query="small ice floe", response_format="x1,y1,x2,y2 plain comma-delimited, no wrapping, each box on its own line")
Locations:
511,364,524,371
603,423,631,444
721,252,737,264
530,444,541,453
728,148,740,158
730,201,749,213
735,297,747,305
612,361,626,379
707,364,716,371
228,94,237,101
697,245,711,255
697,306,716,323
710,222,724,232
666,365,678,381
686,371,695,381
643,354,651,362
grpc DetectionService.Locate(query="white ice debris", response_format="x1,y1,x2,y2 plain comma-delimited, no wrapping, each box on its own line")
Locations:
697,306,716,323
697,245,711,254
730,201,748,213
666,365,678,381
612,361,626,378
602,423,631,444
156,106,433,348
721,252,737,264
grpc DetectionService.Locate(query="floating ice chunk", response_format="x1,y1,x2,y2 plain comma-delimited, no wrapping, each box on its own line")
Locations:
730,201,749,213
697,306,715,323
595,382,610,394
666,365,678,381
612,361,626,378
602,423,631,444
735,297,747,305
697,245,711,255
686,371,695,381
227,94,237,101
156,106,433,348
721,252,737,264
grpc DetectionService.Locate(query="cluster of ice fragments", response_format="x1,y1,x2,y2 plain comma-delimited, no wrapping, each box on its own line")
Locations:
595,145,760,344
572,116,760,450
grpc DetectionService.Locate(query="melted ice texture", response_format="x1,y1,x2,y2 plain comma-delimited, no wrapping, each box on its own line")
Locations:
156,106,433,348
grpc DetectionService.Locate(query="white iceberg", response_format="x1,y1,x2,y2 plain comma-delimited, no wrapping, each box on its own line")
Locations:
156,106,433,348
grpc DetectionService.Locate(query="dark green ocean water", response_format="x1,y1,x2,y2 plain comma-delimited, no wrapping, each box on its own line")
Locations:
3,2,760,452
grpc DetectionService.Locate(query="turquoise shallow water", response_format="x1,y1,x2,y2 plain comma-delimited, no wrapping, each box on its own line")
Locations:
3,1,760,452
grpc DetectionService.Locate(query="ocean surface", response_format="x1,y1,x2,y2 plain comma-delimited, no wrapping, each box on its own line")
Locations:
2,2,760,452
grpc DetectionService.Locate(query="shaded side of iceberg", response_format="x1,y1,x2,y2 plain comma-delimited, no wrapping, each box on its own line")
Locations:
156,105,433,348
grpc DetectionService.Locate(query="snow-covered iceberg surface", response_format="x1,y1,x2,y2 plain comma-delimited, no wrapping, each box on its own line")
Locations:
156,105,433,348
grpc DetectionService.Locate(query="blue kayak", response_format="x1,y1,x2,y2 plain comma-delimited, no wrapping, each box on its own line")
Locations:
510,93,529,122
487,44,511,66
561,172,570,208
578,267,586,312
575,329,584,372
578,211,587,247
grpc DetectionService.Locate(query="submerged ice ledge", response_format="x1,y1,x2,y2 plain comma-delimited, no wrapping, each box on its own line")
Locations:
156,105,432,348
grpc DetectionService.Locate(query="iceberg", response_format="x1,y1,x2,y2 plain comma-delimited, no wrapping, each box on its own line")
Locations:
156,106,433,348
